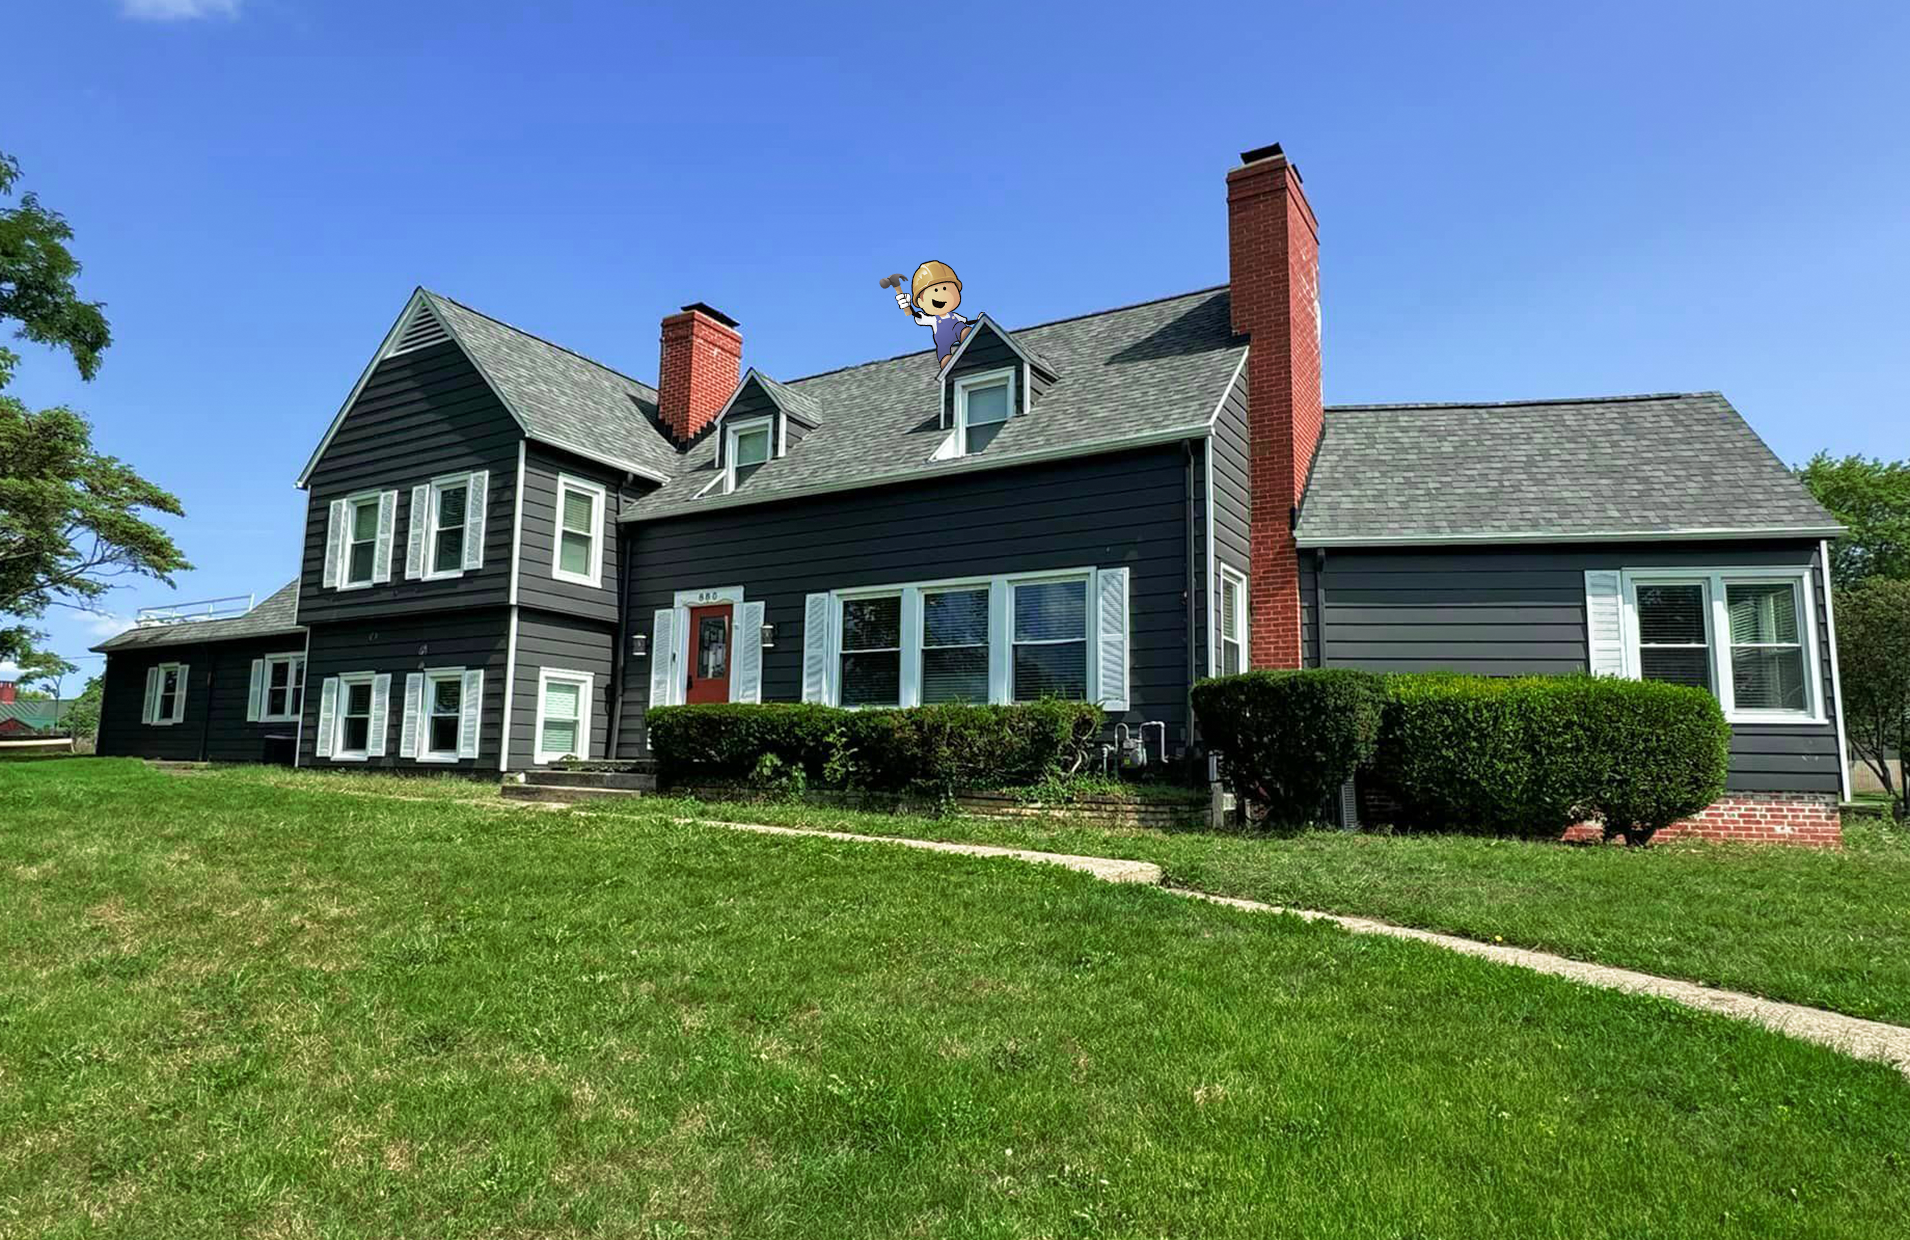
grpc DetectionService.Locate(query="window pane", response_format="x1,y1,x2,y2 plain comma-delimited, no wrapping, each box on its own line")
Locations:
1640,647,1712,690
924,589,988,647
1221,578,1240,642
347,683,372,716
1014,642,1087,701
842,596,901,651
269,661,289,689
268,687,288,716
735,428,770,468
840,652,900,707
697,617,729,678
1726,583,1799,645
923,647,989,704
437,485,467,531
1733,646,1808,712
559,530,592,576
1222,639,1242,677
433,679,461,715
430,715,460,753
163,668,179,693
963,421,1005,454
352,501,380,540
290,683,303,715
1015,581,1086,642
349,542,375,583
562,488,594,534
965,381,1009,425
344,717,370,752
1637,584,1707,644
541,719,578,757
544,680,580,722
435,528,463,573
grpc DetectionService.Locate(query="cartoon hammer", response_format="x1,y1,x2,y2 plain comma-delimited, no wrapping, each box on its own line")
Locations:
879,273,911,311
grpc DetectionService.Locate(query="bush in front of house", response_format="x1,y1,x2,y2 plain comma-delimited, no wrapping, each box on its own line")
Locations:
645,700,1103,796
1374,674,1730,844
1191,669,1388,826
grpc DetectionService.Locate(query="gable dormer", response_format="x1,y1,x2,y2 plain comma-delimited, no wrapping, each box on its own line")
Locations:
936,314,1059,457
709,368,822,492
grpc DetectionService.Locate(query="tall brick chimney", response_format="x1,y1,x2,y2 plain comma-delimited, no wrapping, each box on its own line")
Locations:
0,681,15,705
656,302,742,445
1228,142,1321,669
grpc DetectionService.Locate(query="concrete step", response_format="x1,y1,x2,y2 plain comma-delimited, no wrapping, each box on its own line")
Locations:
501,783,651,805
521,769,657,791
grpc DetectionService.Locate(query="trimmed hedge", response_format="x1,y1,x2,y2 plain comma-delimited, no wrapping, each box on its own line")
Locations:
1192,669,1388,826
646,700,1103,796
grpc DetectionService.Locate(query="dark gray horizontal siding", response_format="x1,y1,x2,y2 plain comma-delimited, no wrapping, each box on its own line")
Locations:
619,445,1195,756
97,634,307,763
297,610,510,771
1314,541,1841,796
510,610,615,767
1209,365,1250,675
514,445,640,624
297,341,518,626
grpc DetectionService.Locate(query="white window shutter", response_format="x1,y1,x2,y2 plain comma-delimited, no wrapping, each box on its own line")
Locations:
323,499,347,589
458,669,483,759
246,659,265,722
142,666,161,725
463,471,488,570
988,579,1011,704
649,610,676,709
372,491,397,583
1585,570,1627,677
1096,568,1130,714
801,593,832,704
732,601,765,703
172,664,190,723
405,484,429,579
399,673,424,758
366,673,391,757
314,678,338,758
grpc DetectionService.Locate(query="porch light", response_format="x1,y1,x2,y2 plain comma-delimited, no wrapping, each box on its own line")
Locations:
630,633,648,658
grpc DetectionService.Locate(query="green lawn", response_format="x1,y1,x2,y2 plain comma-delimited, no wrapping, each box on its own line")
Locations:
3,760,1908,1237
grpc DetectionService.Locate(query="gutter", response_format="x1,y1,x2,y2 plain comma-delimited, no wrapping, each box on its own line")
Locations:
1295,525,1847,550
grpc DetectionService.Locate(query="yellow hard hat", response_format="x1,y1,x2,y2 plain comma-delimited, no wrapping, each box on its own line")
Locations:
910,260,961,305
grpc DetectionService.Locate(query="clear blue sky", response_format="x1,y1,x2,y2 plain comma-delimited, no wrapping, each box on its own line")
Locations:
6,0,1907,684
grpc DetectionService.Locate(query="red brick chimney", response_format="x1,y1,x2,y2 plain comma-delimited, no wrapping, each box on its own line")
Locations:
656,302,742,445
1228,142,1321,669
0,681,15,705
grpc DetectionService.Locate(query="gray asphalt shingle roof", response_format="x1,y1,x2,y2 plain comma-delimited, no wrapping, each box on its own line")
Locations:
1295,392,1842,545
93,580,304,652
426,292,680,482
626,287,1245,520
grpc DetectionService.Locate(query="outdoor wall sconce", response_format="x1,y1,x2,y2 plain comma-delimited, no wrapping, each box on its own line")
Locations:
761,624,775,649
630,633,648,658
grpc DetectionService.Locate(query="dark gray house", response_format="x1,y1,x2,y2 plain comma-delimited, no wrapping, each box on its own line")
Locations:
93,143,1850,844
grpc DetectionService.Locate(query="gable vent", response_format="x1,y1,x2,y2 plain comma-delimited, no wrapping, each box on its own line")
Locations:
387,302,451,356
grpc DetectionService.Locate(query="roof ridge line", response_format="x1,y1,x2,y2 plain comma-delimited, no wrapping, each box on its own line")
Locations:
426,289,660,397
1325,391,1721,412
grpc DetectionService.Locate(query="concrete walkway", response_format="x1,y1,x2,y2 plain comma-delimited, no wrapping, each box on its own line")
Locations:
670,814,1910,1079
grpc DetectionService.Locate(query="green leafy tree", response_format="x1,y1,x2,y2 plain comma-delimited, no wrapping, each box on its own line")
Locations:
1798,453,1910,588
1835,579,1910,821
61,674,102,743
0,150,187,662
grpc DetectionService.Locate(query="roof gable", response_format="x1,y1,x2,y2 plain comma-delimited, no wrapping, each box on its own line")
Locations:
942,313,1058,384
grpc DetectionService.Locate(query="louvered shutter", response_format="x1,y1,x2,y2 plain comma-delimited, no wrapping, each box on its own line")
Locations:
314,678,338,758
142,666,161,725
399,673,424,758
801,593,832,704
172,664,190,723
323,499,347,589
458,669,482,759
649,610,676,709
366,674,391,757
371,491,397,583
1585,570,1628,677
405,484,429,579
246,659,265,722
732,601,766,703
1095,568,1130,714
463,471,487,571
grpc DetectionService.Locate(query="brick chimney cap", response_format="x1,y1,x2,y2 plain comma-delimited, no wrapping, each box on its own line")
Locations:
1238,142,1286,165
679,302,739,329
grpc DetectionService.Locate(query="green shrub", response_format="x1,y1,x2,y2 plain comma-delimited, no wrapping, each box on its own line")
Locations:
1192,669,1388,826
645,700,1102,795
1374,674,1730,844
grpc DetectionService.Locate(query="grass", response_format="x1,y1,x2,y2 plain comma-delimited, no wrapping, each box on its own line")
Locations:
3,759,1908,1237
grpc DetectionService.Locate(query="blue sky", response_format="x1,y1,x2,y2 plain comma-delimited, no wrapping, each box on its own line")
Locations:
6,0,1907,685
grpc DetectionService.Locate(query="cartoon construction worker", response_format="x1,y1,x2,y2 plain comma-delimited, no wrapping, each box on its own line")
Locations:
891,261,972,367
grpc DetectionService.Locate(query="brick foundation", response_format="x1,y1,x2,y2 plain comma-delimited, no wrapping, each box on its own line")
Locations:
1561,792,1843,848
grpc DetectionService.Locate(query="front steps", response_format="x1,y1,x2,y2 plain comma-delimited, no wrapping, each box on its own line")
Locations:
501,763,658,805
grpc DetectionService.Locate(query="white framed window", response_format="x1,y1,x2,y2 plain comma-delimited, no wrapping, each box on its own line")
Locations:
1620,566,1822,723
426,476,469,579
261,653,305,722
953,368,1014,455
921,586,990,704
725,418,773,492
838,592,903,707
534,668,593,764
1218,566,1248,676
142,662,188,725
334,672,378,759
343,494,382,588
1011,577,1089,702
421,669,464,761
552,475,606,587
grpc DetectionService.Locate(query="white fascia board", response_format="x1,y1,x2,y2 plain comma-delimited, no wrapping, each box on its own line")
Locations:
1295,526,1848,549
528,436,672,486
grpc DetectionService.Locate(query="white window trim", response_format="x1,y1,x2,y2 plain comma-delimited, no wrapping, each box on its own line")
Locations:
1218,565,1249,676
533,667,594,765
148,662,187,726
330,671,378,761
1619,565,1825,725
260,651,305,723
952,367,1016,457
551,475,606,588
823,566,1101,708
724,417,774,494
422,474,471,582
340,492,383,591
418,667,466,764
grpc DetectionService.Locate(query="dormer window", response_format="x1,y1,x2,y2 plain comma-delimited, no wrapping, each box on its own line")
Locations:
726,418,772,491
954,368,1014,455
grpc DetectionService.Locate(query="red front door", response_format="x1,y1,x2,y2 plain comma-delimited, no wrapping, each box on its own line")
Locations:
686,604,733,704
